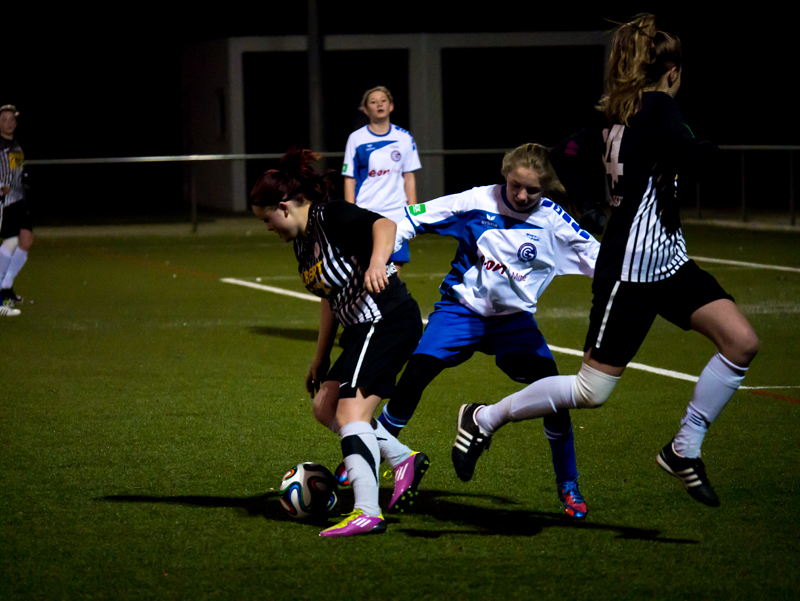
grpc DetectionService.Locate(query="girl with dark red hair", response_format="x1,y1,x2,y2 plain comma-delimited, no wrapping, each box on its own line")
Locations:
250,148,428,537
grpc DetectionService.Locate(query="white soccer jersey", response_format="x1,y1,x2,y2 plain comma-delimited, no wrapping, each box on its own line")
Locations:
342,124,422,222
396,184,600,317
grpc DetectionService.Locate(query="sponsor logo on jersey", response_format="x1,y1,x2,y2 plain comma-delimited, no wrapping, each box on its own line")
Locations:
485,214,495,221
302,261,322,285
481,220,499,228
8,152,23,169
478,254,527,281
302,260,330,295
341,163,348,173
525,233,541,242
391,150,402,162
409,204,426,216
517,243,538,262
369,169,391,178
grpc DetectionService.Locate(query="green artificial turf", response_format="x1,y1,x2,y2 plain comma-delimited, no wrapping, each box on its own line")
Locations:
1,223,798,600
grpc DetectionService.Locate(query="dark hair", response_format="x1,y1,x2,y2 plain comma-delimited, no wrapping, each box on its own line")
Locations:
250,147,334,207
597,14,682,125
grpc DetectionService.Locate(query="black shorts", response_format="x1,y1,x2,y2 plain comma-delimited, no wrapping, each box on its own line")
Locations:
326,298,423,399
0,200,33,238
584,260,734,367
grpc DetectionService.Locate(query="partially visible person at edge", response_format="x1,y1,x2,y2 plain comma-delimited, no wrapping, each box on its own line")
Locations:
0,104,33,316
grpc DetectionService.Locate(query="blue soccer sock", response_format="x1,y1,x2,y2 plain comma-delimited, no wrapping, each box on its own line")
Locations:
377,404,410,438
543,419,578,484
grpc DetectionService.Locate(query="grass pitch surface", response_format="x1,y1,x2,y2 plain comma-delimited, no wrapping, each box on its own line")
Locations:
2,221,799,600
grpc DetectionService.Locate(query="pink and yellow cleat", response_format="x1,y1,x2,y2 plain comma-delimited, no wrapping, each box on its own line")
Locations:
319,509,386,537
388,451,430,513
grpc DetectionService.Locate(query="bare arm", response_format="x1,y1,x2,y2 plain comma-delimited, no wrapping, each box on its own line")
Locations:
344,177,356,204
363,217,396,294
306,299,339,397
403,172,417,205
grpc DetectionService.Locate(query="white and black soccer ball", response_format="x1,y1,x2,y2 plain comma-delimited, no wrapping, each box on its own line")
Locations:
279,462,339,519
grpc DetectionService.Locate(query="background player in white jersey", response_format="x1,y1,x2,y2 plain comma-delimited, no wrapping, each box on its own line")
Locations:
342,86,421,275
0,105,32,315
377,143,599,518
452,15,759,508
250,148,428,537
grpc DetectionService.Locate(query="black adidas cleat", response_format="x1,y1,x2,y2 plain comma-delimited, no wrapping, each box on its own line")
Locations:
452,404,492,482
657,441,720,507
1,287,22,304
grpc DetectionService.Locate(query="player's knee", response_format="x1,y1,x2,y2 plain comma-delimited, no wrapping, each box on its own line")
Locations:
722,324,760,368
312,384,339,431
739,330,760,365
572,363,620,409
18,229,33,250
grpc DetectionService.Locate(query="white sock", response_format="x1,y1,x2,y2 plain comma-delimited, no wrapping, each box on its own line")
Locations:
674,353,747,458
340,421,381,517
1,248,27,289
371,418,412,468
0,246,12,283
476,375,575,434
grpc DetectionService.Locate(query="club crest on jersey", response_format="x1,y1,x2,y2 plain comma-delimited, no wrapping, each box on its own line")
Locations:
391,150,402,162
517,242,537,262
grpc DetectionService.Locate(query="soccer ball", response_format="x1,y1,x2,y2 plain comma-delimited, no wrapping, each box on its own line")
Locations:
279,462,339,519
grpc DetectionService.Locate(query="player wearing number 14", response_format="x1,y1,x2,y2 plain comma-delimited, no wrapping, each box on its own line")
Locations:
465,14,759,508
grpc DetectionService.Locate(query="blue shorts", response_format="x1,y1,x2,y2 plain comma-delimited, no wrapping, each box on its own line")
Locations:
390,240,410,264
413,299,554,366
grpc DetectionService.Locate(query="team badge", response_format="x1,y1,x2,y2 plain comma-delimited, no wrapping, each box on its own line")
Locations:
517,242,537,262
391,150,402,162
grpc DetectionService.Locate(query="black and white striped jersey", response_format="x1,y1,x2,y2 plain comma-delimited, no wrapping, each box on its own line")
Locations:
0,137,25,207
552,92,714,283
294,200,412,327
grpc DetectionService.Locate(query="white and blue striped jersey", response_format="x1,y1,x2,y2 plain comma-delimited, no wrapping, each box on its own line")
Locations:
396,184,600,317
342,124,421,222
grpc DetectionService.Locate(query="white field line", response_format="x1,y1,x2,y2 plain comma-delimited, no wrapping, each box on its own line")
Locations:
690,256,800,274
220,278,321,302
221,276,791,392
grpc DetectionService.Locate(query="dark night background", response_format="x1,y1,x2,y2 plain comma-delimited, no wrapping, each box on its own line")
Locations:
4,3,796,224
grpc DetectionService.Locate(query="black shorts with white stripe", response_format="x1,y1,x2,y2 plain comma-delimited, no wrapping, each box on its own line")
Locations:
326,297,422,400
584,260,734,367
